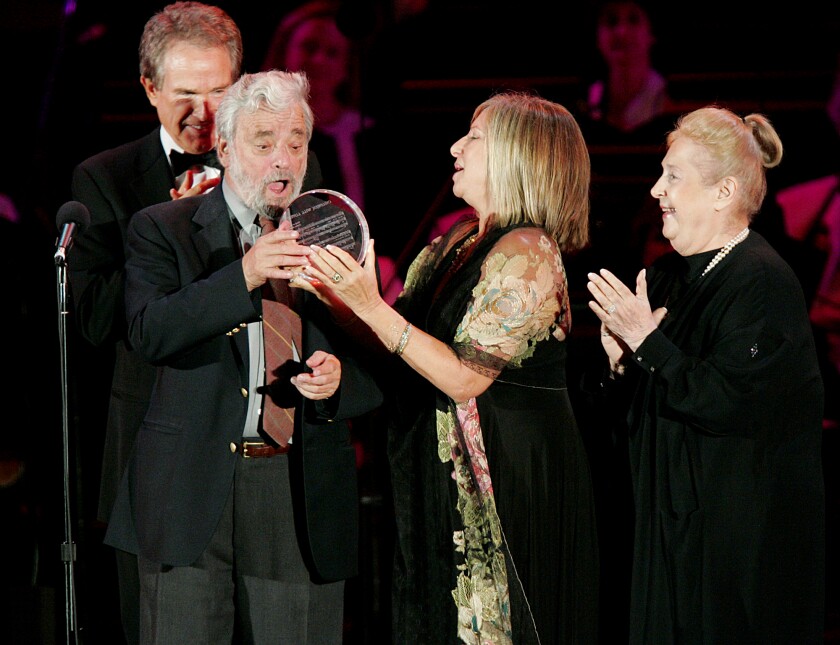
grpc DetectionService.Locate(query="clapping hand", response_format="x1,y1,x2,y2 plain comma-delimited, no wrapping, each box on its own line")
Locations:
169,169,221,200
587,268,667,352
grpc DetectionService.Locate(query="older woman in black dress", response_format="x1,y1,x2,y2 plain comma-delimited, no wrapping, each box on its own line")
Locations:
588,106,825,643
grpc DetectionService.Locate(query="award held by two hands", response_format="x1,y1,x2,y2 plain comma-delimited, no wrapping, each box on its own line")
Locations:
280,189,370,264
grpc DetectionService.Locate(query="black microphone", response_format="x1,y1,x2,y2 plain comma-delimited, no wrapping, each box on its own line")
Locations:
54,201,91,266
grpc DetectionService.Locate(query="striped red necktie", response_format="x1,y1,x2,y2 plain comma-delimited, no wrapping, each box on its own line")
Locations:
258,217,301,446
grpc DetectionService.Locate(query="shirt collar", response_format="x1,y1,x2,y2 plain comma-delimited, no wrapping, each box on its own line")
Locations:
222,180,258,231
159,126,181,166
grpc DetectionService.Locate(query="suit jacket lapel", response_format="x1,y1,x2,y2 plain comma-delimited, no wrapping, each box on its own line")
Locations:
191,187,250,371
130,128,175,208
191,187,239,268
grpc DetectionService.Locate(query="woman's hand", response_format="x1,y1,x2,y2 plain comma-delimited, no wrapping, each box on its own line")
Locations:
289,268,357,324
304,239,384,320
587,268,667,352
599,323,630,374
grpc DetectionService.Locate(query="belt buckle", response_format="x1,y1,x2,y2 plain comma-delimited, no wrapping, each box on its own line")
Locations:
241,441,263,458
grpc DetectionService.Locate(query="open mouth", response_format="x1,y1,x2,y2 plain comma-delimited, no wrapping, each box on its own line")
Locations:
268,179,290,193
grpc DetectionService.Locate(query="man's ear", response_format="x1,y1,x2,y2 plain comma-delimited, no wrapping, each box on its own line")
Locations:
216,138,230,166
140,75,159,107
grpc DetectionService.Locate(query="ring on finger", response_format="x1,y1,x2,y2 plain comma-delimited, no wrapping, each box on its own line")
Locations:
331,272,343,283
606,303,617,314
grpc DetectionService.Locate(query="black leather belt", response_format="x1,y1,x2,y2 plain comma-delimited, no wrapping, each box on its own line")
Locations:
229,440,289,458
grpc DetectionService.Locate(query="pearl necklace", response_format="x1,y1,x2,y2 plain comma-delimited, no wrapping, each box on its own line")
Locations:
701,227,749,277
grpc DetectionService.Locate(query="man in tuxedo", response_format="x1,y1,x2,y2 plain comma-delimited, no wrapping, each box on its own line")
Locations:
67,4,324,642
107,69,380,644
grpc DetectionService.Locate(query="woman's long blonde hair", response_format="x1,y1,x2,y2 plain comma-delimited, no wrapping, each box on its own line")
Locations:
478,92,590,252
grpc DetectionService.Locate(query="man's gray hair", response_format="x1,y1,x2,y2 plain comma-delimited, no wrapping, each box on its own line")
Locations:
215,71,313,145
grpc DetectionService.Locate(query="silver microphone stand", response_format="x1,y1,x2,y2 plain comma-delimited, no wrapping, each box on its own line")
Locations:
54,251,81,645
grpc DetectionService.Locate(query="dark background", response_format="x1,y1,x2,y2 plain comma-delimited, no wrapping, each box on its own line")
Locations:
1,1,838,643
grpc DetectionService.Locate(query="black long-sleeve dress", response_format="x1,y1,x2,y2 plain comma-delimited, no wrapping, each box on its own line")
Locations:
621,230,825,643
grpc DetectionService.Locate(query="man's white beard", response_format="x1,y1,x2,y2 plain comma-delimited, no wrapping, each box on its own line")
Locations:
228,148,296,220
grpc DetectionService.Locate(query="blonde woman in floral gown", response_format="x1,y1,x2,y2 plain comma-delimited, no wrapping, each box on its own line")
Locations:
301,92,599,644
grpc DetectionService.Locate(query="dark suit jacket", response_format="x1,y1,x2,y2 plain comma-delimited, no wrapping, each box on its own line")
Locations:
69,127,323,523
105,185,381,582
69,128,174,522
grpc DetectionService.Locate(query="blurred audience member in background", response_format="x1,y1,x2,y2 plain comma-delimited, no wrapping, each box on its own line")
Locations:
262,1,368,211
580,0,673,138
773,61,840,440
569,0,676,296
261,0,403,302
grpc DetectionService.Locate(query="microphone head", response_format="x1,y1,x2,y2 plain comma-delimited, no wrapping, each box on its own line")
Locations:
56,200,91,232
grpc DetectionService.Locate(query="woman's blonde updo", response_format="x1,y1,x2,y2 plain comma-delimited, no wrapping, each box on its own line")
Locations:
668,106,783,218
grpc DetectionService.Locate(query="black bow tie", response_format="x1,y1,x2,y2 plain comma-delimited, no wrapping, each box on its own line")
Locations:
169,149,222,177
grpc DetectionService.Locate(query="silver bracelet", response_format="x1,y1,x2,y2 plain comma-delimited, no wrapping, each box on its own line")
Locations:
394,322,412,356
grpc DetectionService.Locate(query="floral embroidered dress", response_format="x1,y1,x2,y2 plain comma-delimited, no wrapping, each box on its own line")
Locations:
387,219,599,644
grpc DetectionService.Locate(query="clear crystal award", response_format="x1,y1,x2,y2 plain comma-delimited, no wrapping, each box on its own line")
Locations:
279,189,370,264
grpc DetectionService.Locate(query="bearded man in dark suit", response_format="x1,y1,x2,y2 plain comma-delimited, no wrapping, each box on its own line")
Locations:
107,69,381,644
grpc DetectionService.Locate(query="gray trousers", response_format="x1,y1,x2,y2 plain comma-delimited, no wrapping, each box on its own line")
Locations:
138,453,344,644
